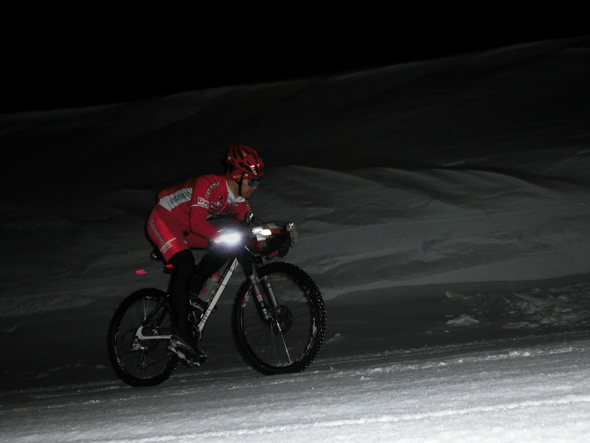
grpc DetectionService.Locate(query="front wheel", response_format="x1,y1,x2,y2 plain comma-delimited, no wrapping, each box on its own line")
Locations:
107,288,179,387
232,262,326,375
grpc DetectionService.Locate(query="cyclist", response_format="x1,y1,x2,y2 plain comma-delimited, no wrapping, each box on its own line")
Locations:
146,143,264,365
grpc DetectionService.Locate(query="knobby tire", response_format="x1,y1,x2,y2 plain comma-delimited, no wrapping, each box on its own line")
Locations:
232,262,326,375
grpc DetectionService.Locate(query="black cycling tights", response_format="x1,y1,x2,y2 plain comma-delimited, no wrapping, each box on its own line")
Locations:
168,250,196,340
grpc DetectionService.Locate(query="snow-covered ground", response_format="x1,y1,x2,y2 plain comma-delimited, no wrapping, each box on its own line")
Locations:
1,36,590,442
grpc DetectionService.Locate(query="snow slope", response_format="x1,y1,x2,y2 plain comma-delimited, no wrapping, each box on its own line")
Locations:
1,36,590,442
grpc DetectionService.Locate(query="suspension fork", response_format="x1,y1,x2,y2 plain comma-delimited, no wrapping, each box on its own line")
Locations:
245,260,291,361
243,260,280,321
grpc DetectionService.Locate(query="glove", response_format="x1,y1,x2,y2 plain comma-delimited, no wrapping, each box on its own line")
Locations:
266,232,292,258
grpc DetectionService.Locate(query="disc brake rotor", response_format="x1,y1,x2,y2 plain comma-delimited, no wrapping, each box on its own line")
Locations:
271,305,293,334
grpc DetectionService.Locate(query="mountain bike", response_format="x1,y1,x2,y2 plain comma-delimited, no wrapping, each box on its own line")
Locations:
107,214,326,387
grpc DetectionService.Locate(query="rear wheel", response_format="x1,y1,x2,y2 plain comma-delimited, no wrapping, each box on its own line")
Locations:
233,262,326,375
107,288,179,386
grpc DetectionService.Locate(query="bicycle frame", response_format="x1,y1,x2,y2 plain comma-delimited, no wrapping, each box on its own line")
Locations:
135,248,280,344
197,256,239,332
199,251,281,332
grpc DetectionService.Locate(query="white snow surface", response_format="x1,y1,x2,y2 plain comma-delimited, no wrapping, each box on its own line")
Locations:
2,37,590,442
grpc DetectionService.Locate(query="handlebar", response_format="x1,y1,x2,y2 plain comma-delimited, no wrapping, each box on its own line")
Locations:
210,213,297,258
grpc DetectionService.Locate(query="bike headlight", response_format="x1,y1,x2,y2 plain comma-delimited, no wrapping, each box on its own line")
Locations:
252,227,272,237
214,230,242,245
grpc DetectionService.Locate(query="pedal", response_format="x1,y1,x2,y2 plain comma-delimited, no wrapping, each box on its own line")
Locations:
168,337,207,367
181,360,201,368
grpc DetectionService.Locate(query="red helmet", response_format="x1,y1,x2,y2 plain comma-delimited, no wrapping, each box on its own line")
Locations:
225,143,264,180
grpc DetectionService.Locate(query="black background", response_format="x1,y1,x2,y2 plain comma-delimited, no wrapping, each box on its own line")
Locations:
2,2,588,113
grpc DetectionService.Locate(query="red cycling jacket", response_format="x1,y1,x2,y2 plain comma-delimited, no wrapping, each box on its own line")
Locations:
155,174,252,240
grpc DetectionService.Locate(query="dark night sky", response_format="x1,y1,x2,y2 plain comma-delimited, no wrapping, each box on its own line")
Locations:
1,2,588,113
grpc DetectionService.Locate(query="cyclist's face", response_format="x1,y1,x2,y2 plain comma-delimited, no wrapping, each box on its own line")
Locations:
241,179,259,199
